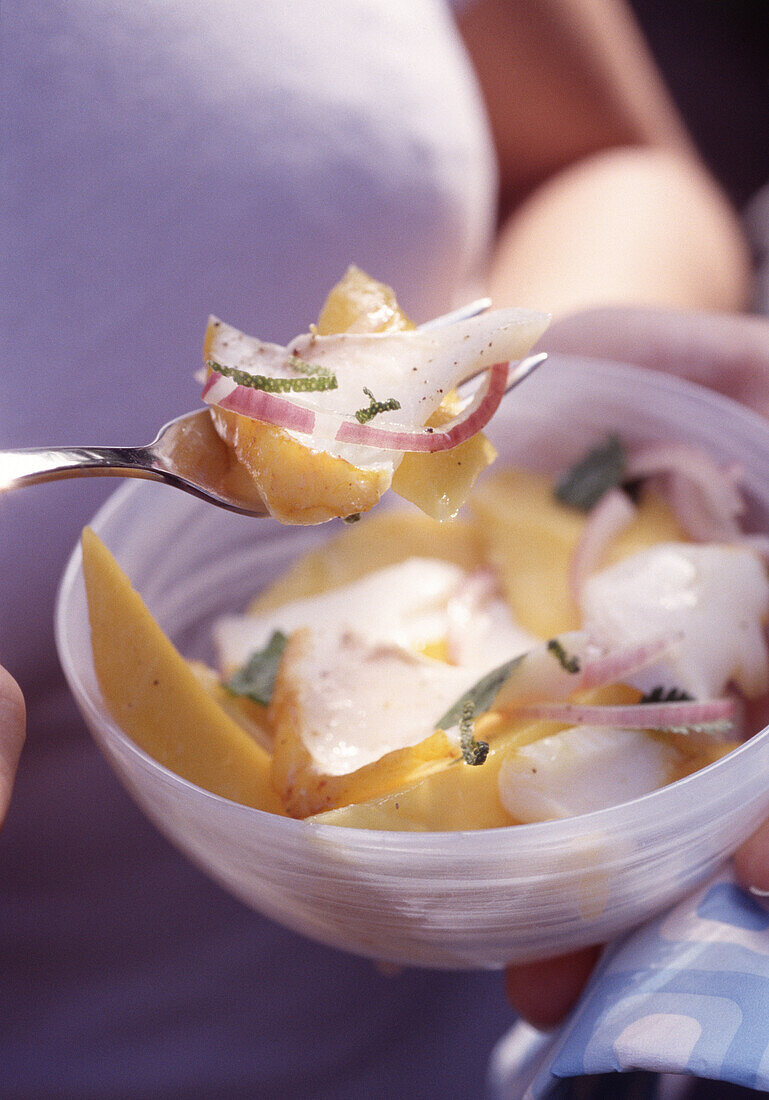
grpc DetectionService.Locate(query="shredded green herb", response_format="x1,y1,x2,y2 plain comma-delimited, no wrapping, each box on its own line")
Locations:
355,387,401,424
547,638,581,674
286,354,336,382
459,701,489,766
437,655,525,732
555,434,626,511
208,359,338,393
640,686,694,704
225,630,288,706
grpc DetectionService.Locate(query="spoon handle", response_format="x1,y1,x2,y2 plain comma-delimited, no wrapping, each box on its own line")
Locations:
0,445,161,492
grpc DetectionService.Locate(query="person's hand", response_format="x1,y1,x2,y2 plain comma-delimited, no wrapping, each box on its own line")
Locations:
0,665,25,829
506,306,769,1030
545,306,769,415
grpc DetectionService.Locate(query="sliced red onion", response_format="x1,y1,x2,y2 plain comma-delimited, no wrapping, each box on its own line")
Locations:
333,363,509,452
579,635,682,690
202,362,509,454
569,487,636,600
626,443,745,537
504,696,736,734
201,372,317,434
665,471,743,542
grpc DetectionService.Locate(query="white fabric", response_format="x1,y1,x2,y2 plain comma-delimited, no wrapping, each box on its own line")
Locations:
0,3,502,1097
2,0,497,675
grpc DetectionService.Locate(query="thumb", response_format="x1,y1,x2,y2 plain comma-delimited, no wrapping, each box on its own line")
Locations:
0,665,26,827
505,944,602,1031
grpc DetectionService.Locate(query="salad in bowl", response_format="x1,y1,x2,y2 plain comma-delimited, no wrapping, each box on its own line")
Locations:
56,272,769,967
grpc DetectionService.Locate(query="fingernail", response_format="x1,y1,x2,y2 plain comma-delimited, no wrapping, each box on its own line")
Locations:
748,884,769,908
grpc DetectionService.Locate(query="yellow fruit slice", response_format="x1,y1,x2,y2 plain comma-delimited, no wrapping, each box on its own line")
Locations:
471,468,585,636
316,265,411,335
308,713,555,831
309,686,639,830
272,719,461,819
654,729,740,782
82,528,285,813
391,392,498,520
605,491,687,563
189,661,274,753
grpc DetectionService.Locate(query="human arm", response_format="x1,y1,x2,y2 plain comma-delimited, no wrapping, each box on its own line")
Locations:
456,0,752,315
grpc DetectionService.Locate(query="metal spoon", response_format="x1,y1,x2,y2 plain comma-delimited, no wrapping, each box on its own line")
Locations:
0,303,546,518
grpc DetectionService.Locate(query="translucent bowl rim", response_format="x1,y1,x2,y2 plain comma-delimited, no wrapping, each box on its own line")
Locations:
55,354,769,853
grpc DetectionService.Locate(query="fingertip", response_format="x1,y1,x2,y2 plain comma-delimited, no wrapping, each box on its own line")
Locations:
0,665,25,726
504,944,601,1031
0,665,26,825
734,819,769,907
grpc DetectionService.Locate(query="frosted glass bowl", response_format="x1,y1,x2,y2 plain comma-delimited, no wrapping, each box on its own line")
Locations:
56,356,769,969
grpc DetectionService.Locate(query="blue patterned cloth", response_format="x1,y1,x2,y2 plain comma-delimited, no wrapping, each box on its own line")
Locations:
491,868,769,1097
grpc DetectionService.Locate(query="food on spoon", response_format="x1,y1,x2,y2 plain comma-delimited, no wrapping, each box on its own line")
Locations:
202,267,548,523
83,435,769,828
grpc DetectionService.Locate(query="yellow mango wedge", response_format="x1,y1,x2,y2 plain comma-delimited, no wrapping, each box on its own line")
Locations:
308,714,558,831
81,528,285,813
308,686,640,831
189,660,274,753
316,264,411,336
271,718,461,819
391,392,498,521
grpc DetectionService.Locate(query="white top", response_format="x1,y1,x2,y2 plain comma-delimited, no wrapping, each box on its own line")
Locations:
1,2,503,1096
2,0,495,673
